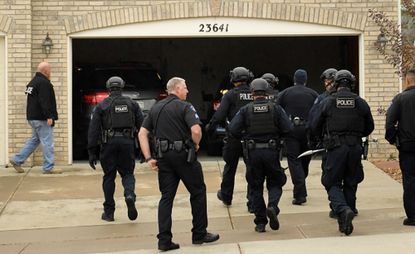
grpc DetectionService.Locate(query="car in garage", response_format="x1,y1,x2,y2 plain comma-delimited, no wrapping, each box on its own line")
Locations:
73,63,166,160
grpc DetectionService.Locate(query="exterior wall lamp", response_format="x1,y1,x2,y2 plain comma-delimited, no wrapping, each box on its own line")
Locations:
376,32,388,51
41,33,53,55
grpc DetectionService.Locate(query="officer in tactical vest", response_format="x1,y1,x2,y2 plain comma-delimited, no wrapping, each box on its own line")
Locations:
228,78,292,233
385,68,415,226
261,73,279,102
88,76,144,222
276,69,318,205
309,70,374,235
138,77,219,251
206,66,254,211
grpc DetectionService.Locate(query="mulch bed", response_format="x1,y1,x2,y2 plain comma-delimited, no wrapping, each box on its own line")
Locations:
371,160,402,183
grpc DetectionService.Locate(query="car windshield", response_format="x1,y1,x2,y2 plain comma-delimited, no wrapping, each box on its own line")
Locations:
91,67,163,90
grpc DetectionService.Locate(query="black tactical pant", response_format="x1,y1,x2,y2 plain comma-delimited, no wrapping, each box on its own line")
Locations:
285,135,311,199
399,150,415,220
156,150,208,247
247,148,287,226
323,143,362,215
219,135,252,205
100,137,136,215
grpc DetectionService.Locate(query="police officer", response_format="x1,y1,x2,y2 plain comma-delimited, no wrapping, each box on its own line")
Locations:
309,70,374,235
87,76,144,222
276,69,318,205
138,77,219,251
385,68,415,226
228,78,292,232
307,68,338,217
206,66,254,211
261,73,279,102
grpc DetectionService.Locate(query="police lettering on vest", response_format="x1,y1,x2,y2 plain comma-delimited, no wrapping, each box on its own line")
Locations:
103,96,135,130
336,97,355,108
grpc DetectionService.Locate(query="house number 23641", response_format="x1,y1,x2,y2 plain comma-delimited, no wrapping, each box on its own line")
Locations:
199,23,229,33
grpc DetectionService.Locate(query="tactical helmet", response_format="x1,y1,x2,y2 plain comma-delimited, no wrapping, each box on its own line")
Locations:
334,70,355,88
261,73,279,88
230,67,252,83
320,68,338,82
106,76,125,89
250,78,270,92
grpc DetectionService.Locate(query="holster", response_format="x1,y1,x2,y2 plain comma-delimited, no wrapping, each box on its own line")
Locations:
184,140,196,163
323,134,341,150
241,140,249,160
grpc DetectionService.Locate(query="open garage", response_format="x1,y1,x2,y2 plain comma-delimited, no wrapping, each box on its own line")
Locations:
72,35,359,160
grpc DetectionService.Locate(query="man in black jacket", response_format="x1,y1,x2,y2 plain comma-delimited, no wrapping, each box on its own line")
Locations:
9,62,61,174
385,68,415,226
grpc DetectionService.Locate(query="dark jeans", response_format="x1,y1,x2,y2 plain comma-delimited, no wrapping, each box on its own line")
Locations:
399,150,415,219
248,149,287,225
100,138,136,215
285,136,311,199
220,136,252,204
323,144,362,214
156,150,208,246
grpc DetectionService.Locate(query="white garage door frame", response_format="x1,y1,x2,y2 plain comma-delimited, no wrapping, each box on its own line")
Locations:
0,33,8,167
67,17,365,163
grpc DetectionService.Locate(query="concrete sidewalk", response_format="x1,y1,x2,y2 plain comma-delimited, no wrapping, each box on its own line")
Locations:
0,159,413,254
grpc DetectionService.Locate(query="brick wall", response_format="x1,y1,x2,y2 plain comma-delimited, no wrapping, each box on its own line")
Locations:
1,0,400,165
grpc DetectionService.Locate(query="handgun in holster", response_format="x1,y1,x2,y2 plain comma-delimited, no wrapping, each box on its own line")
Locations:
154,138,163,159
101,130,108,144
184,140,196,163
362,137,369,160
241,140,249,160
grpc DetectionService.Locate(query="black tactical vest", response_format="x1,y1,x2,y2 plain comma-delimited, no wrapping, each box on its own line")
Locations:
102,96,135,130
234,86,253,111
246,101,278,136
326,94,365,135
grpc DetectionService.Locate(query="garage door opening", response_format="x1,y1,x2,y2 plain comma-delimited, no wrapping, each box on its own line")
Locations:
72,36,359,160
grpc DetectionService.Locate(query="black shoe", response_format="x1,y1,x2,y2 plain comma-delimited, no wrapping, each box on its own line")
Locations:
339,208,355,235
266,207,280,230
101,212,114,222
125,195,138,221
255,224,266,233
192,232,220,244
403,218,415,226
217,190,231,206
247,202,255,213
158,242,180,251
329,210,338,219
292,197,307,205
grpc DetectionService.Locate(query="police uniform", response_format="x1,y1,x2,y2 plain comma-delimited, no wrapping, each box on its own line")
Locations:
88,77,144,221
208,82,253,206
385,82,415,225
228,78,292,232
142,93,214,248
309,70,374,235
276,69,318,204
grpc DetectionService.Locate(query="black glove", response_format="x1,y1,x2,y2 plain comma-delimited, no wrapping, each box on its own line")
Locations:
88,148,98,170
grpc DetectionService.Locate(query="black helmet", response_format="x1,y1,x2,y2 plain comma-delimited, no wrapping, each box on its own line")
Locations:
320,68,338,82
230,67,252,83
106,76,125,89
250,78,270,92
334,70,355,88
261,73,279,87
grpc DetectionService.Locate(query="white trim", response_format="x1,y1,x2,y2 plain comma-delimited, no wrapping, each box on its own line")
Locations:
70,17,361,38
0,34,8,166
359,34,365,98
68,38,73,164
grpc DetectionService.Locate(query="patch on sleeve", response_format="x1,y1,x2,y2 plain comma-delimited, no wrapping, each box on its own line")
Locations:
253,104,269,113
190,105,199,119
336,98,355,108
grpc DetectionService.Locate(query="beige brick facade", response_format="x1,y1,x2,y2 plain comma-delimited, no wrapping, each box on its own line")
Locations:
0,0,401,165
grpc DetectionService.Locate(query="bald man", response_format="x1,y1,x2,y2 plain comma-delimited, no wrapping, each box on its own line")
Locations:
385,69,415,226
9,61,62,174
